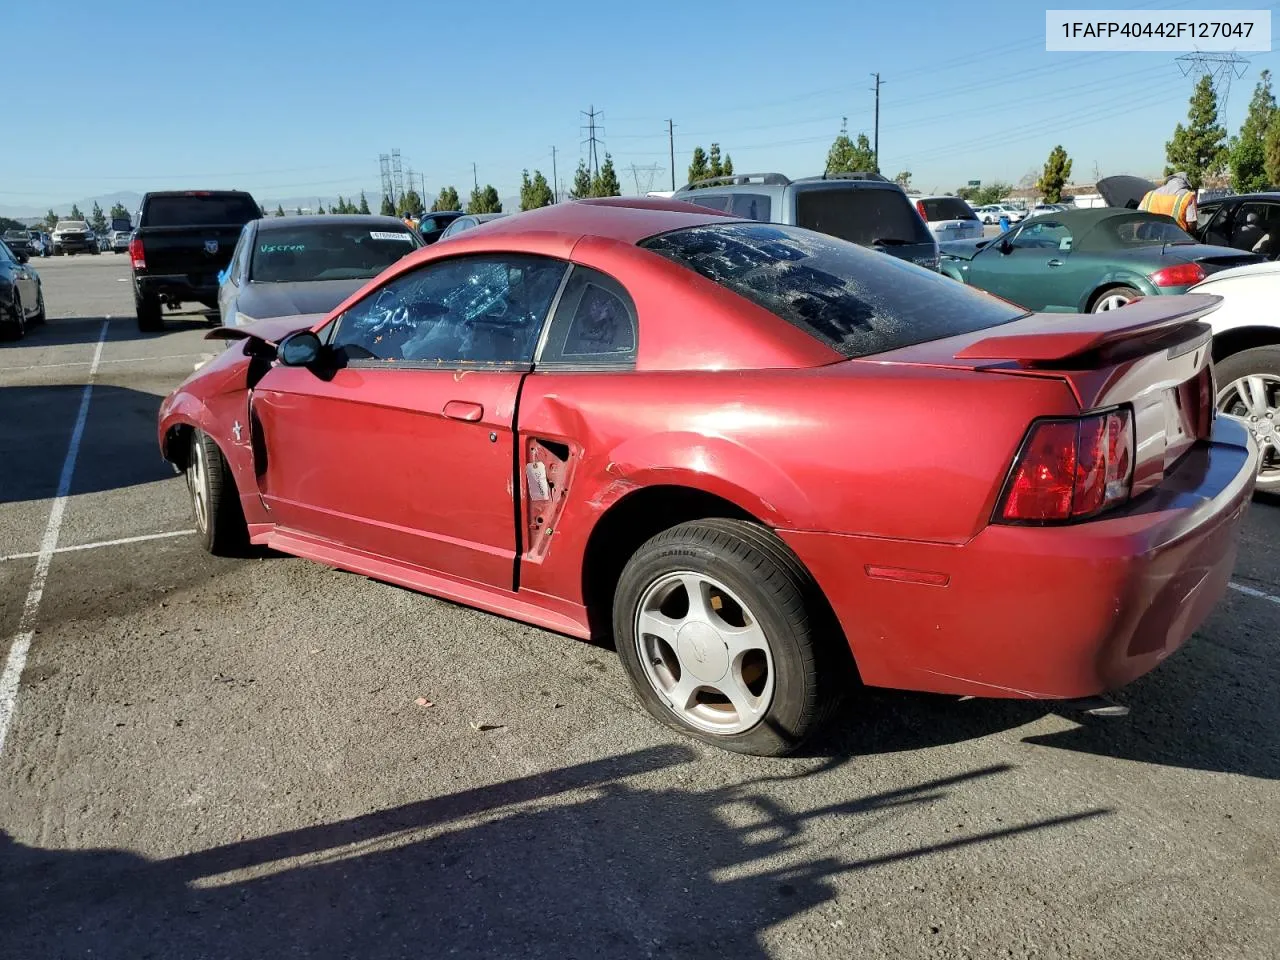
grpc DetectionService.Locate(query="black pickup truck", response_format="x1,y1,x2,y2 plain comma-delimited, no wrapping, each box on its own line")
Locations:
130,190,261,331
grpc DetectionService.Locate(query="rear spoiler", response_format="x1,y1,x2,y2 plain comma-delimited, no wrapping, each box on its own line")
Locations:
954,294,1221,365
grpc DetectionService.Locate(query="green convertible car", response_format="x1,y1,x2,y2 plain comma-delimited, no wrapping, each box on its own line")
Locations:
939,208,1261,312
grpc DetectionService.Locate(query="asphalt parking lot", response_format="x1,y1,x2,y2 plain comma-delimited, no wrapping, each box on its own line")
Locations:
2,254,1279,959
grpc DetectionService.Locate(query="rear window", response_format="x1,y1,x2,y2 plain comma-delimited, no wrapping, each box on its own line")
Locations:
639,223,1025,359
918,197,978,222
142,194,260,227
110,217,132,232
794,187,932,246
729,193,772,221
250,223,420,282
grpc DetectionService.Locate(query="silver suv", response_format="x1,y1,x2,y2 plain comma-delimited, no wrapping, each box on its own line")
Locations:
672,171,939,270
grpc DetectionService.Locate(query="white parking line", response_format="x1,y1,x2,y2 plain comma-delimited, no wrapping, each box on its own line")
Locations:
0,529,196,563
0,320,108,756
0,353,203,373
1229,581,1280,606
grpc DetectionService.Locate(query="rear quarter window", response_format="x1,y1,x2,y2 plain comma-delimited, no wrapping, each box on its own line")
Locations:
639,223,1025,359
681,193,732,213
142,194,261,227
918,197,978,221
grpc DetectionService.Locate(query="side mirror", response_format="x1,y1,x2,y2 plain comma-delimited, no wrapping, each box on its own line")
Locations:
278,330,322,367
999,239,1013,254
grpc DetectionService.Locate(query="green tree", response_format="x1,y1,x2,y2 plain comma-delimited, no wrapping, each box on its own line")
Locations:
397,190,424,217
1228,70,1276,192
89,202,107,233
315,203,325,215
688,146,710,185
1166,74,1227,190
295,207,303,216
108,202,130,221
1037,145,1073,203
894,170,912,190
69,203,84,220
44,210,58,230
358,191,371,215
723,154,734,177
431,186,460,212
1267,121,1280,188
336,196,348,214
520,169,555,210
570,161,593,199
380,194,396,216
591,153,622,197
466,185,502,213
708,143,724,178
275,204,286,217
825,124,876,175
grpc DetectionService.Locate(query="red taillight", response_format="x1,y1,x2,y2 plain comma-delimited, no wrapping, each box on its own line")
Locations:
1148,262,1205,287
128,236,145,269
998,409,1134,523
916,200,929,221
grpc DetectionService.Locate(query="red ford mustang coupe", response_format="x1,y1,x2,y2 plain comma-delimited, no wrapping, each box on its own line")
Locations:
158,198,1257,755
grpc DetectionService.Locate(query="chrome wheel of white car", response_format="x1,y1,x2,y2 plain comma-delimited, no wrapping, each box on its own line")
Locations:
1217,371,1280,490
634,570,775,735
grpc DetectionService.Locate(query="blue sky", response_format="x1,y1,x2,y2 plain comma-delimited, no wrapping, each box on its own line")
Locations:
3,0,1277,213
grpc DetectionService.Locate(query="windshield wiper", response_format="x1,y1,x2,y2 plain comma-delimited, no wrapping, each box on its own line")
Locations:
870,237,913,246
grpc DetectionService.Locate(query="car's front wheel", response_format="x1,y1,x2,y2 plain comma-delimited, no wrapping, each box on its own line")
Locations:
187,429,248,555
1215,346,1280,495
613,518,847,756
1091,285,1142,312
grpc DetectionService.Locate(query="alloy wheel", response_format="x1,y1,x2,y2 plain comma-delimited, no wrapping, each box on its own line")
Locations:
1094,292,1132,311
188,436,209,533
1217,374,1280,487
634,571,775,735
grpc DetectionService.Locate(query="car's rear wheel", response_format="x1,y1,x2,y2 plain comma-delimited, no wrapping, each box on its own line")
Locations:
187,429,248,556
1215,346,1280,495
33,287,46,325
136,292,162,332
613,518,846,756
1090,285,1141,312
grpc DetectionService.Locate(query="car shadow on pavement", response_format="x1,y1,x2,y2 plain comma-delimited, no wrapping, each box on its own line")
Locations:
0,745,1107,959
0,384,171,504
1023,616,1280,780
0,314,216,349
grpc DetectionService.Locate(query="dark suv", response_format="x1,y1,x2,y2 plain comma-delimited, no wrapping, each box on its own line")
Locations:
1197,192,1280,259
671,171,939,269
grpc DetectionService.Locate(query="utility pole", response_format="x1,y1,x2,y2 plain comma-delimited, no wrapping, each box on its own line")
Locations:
668,119,676,190
551,146,559,203
581,105,604,177
870,73,882,173
472,162,478,191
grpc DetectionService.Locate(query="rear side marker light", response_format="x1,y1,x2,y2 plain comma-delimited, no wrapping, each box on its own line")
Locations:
998,409,1134,523
1149,262,1205,287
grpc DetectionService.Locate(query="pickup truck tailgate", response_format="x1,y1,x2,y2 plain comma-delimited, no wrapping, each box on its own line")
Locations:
137,224,243,278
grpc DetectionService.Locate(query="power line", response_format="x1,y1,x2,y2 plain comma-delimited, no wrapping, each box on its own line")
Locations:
1175,51,1251,117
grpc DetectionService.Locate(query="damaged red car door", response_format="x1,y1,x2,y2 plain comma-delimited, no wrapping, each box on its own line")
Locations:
248,253,570,589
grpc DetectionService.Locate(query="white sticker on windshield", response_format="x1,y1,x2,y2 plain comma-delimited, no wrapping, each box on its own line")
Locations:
370,231,413,242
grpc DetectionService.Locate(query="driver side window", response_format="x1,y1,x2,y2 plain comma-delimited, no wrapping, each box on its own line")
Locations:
1010,220,1072,252
331,255,568,367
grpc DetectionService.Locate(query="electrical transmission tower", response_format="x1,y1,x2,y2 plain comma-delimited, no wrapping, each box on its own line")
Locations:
1175,51,1250,117
391,149,404,205
581,106,605,177
629,163,663,195
379,154,393,206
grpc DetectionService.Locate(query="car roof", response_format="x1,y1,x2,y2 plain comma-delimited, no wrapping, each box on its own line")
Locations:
454,197,738,244
256,214,411,230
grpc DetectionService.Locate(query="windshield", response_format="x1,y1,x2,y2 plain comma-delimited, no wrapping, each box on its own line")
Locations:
1103,214,1195,247
249,223,420,282
918,197,978,222
640,222,1025,359
3,230,28,239
55,221,88,231
795,187,932,246
142,194,260,227
110,218,132,232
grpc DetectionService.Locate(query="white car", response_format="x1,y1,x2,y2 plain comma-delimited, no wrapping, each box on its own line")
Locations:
1189,260,1280,493
993,204,1028,224
972,205,1003,224
909,195,984,241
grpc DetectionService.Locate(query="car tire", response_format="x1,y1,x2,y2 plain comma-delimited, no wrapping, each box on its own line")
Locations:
1090,285,1142,312
136,292,163,332
187,429,249,556
5,290,26,340
1214,345,1280,496
33,287,46,325
52,246,62,256
612,518,848,756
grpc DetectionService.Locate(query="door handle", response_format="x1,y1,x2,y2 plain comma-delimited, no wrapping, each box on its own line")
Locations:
1047,259,1064,267
443,400,484,422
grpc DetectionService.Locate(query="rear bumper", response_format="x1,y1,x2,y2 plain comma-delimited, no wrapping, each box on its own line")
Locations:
135,273,218,303
781,417,1258,699
54,238,93,251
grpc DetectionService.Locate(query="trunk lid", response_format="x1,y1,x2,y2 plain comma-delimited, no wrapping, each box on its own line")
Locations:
135,224,245,277
1097,175,1155,209
866,295,1221,494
